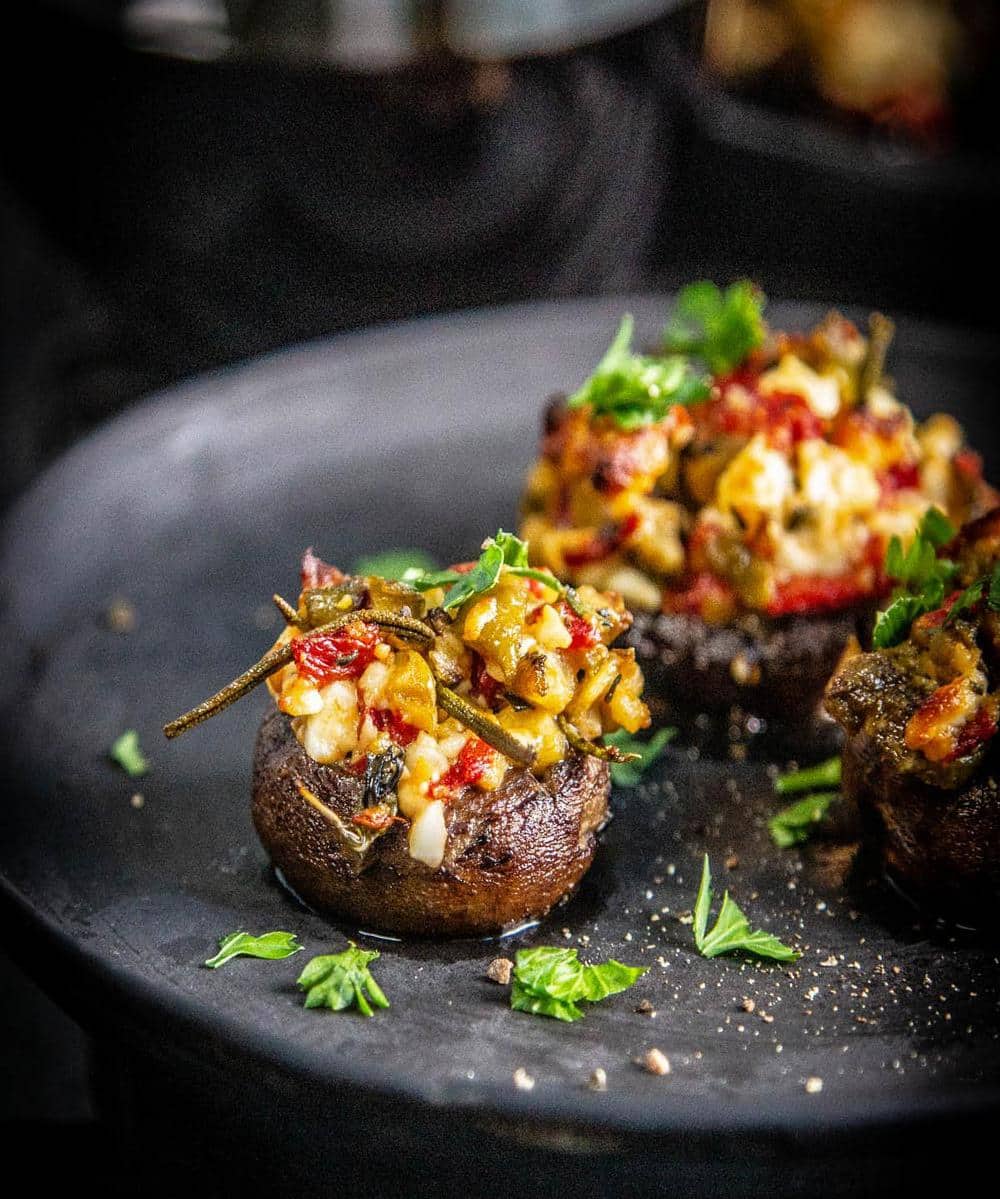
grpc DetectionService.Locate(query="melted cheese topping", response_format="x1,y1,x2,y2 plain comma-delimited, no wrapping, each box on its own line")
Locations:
522,316,989,617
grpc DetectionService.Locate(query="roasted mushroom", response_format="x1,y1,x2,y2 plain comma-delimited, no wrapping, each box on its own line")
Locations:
826,508,1000,911
521,283,995,736
165,531,652,936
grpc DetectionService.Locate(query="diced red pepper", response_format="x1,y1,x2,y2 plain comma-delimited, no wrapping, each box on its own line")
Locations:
292,620,380,686
704,375,823,450
300,547,346,590
765,571,873,617
878,461,920,497
368,706,419,747
554,600,601,649
431,738,498,799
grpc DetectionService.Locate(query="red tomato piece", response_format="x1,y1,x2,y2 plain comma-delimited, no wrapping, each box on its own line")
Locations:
878,461,920,497
292,620,380,686
369,707,419,747
432,738,498,799
555,601,601,649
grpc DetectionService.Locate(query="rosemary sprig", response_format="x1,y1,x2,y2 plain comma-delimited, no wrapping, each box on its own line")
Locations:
164,609,434,739
272,593,300,624
556,714,639,764
434,680,535,767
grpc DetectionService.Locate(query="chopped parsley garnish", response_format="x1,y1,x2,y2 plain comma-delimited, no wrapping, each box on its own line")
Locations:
944,562,1000,625
352,548,438,580
872,507,958,649
109,729,149,777
693,856,800,962
769,792,837,849
774,756,841,795
204,930,303,969
662,280,766,374
297,943,389,1016
603,727,676,787
772,759,840,849
406,530,565,613
567,315,710,430
510,946,646,1022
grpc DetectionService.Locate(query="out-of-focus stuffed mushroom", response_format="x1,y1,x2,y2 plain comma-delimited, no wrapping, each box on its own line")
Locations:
826,507,1000,911
521,283,995,734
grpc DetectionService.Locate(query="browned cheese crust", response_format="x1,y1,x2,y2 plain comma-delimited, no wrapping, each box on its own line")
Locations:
252,708,611,936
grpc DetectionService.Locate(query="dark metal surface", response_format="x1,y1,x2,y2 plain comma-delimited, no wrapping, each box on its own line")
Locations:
1,296,998,1185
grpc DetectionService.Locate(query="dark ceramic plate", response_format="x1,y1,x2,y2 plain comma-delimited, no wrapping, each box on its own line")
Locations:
1,297,998,1193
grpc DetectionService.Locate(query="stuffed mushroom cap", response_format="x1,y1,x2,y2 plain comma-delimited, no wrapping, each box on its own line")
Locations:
826,507,1000,910
521,284,995,726
167,530,653,936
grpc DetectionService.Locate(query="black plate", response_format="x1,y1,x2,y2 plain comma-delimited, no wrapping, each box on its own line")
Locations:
1,296,998,1190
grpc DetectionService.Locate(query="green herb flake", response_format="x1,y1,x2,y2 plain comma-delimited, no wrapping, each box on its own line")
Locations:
407,530,563,613
204,930,303,969
352,548,438,580
510,946,646,1022
774,756,841,795
567,314,711,430
662,280,767,374
297,943,390,1016
872,507,958,649
109,729,149,777
945,579,985,625
603,727,676,787
945,561,1000,625
769,792,837,849
692,856,800,962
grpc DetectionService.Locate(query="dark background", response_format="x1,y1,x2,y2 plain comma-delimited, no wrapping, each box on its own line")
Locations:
2,0,997,1188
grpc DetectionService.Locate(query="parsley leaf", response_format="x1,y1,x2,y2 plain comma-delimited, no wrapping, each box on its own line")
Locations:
603,727,676,786
945,562,1000,625
945,579,985,624
407,530,563,612
769,792,837,849
510,946,646,1022
567,314,710,430
352,548,437,580
872,593,938,650
109,729,149,777
692,856,800,962
297,943,390,1016
774,756,841,795
872,507,958,649
204,930,303,969
662,280,766,373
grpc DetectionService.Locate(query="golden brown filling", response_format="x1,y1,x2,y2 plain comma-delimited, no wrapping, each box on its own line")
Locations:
522,311,991,621
265,554,650,866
